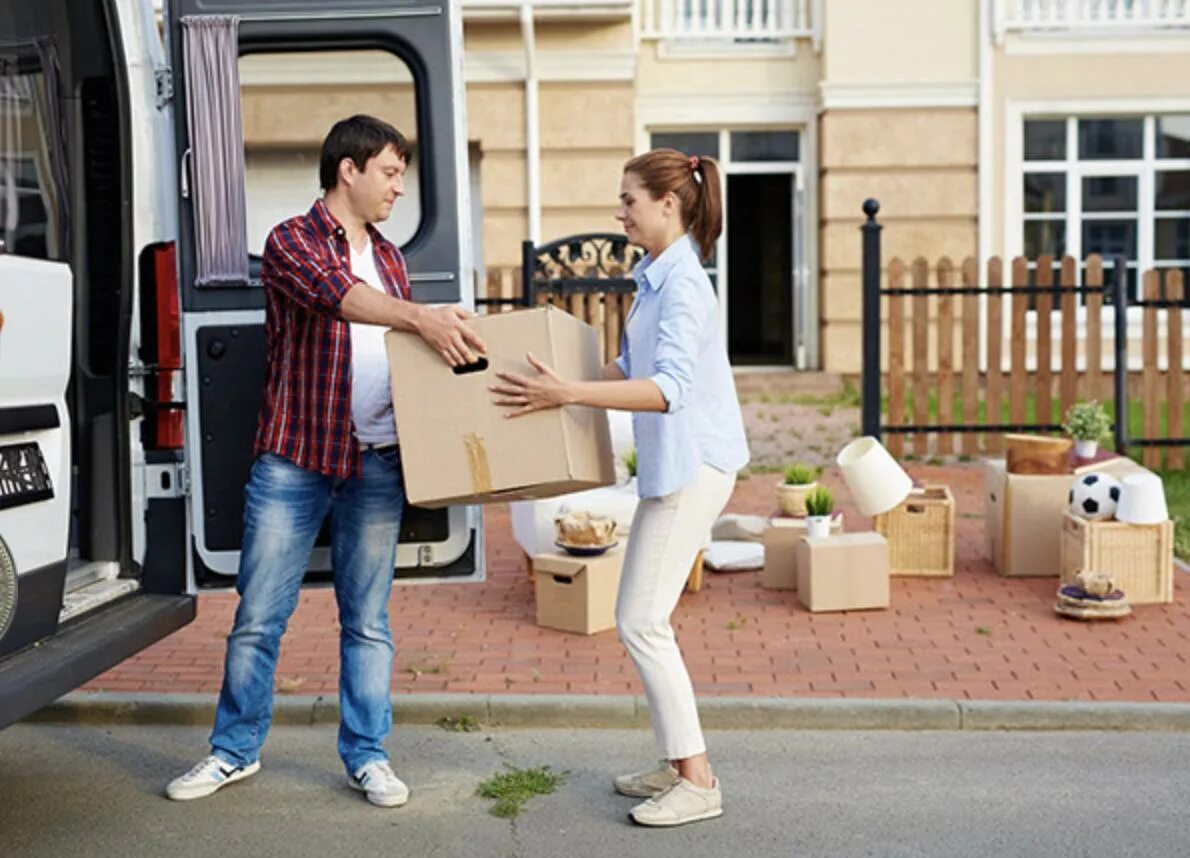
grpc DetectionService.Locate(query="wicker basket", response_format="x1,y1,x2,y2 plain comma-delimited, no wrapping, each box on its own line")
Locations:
873,485,955,577
1059,511,1174,605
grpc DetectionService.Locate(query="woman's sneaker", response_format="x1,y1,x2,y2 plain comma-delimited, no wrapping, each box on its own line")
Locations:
350,760,410,808
629,777,723,827
613,761,679,798
166,755,260,801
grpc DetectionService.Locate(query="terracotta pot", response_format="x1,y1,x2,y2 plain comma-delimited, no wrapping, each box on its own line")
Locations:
776,482,816,517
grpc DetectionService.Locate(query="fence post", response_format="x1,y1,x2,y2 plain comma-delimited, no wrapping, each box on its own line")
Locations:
520,239,536,307
1112,255,1129,453
861,199,883,440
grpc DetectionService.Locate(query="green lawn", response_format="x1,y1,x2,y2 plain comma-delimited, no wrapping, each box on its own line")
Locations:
884,392,1189,561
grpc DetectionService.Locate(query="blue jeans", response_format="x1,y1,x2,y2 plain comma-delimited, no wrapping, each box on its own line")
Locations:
209,449,404,774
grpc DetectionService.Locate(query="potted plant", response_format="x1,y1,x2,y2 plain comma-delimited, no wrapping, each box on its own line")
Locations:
1063,400,1112,459
622,447,637,481
803,486,835,539
776,463,819,517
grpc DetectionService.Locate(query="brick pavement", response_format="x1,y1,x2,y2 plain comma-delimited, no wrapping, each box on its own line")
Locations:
85,465,1190,702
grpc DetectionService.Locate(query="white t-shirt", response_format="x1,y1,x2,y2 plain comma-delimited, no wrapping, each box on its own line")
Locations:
349,238,398,445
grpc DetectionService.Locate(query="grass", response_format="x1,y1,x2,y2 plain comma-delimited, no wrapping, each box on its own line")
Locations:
477,766,567,818
436,715,481,733
1165,467,1190,561
743,380,862,409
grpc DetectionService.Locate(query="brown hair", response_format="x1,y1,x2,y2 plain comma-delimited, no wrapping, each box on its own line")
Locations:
622,148,722,261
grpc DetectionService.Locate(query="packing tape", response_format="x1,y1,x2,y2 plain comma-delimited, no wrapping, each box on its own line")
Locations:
463,433,493,494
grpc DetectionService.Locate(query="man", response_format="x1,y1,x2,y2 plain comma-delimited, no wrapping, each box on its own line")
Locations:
167,115,484,807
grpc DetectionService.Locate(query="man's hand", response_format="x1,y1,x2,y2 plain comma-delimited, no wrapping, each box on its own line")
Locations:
490,352,574,418
416,305,487,367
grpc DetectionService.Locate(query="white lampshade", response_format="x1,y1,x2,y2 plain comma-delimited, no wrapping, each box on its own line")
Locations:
836,436,913,516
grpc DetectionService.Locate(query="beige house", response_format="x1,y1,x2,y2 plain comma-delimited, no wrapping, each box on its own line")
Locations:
220,1,1190,372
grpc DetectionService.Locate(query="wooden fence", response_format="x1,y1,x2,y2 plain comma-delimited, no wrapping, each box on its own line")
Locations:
881,254,1186,470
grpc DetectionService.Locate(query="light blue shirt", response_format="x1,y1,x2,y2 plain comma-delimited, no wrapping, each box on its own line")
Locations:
614,234,750,498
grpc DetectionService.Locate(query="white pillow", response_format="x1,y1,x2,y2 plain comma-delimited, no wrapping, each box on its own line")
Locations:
703,540,765,572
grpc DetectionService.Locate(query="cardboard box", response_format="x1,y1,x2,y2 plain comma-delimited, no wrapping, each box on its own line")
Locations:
985,456,1148,578
386,306,615,507
532,548,624,635
760,514,844,590
795,533,890,613
1059,511,1174,605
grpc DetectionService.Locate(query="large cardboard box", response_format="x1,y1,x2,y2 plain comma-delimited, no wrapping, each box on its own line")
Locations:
532,549,624,635
760,514,844,590
795,533,890,613
985,456,1148,578
386,306,615,507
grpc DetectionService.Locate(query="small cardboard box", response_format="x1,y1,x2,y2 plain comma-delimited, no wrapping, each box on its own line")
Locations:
795,533,890,613
532,548,624,635
760,514,844,590
386,306,615,508
1059,511,1174,605
985,455,1148,578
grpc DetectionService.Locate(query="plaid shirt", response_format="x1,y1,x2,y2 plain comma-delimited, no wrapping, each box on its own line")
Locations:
255,199,411,479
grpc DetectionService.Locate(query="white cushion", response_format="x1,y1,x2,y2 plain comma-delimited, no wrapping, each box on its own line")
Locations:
703,540,765,572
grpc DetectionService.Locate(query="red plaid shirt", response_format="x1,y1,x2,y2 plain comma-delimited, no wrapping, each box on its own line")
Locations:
256,199,411,479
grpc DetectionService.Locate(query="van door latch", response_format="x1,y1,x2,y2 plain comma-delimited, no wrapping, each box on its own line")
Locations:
155,67,173,109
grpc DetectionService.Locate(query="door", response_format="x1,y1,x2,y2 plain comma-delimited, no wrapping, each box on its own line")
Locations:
726,173,794,365
167,0,479,582
0,256,72,657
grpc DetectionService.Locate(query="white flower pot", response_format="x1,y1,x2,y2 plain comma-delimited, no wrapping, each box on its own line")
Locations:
1073,439,1099,459
805,515,832,539
1115,472,1169,525
836,437,913,517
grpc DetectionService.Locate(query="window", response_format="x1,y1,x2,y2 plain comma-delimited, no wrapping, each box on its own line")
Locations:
0,50,68,261
650,132,719,160
730,130,798,162
1021,115,1190,301
238,50,422,256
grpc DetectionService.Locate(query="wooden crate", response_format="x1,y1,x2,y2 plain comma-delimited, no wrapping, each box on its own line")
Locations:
874,485,955,577
1059,511,1174,605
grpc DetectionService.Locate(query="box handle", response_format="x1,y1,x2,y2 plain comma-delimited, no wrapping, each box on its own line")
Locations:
552,574,575,585
452,357,489,376
906,504,926,514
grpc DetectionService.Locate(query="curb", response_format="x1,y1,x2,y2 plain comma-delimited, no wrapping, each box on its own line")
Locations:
23,692,1190,732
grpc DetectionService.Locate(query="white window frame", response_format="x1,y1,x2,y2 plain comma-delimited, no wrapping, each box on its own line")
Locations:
1006,99,1190,366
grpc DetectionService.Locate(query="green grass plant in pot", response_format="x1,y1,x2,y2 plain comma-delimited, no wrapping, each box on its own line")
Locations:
777,463,820,517
804,486,835,539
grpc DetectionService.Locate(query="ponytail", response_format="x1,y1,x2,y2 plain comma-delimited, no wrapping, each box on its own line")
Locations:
622,148,724,262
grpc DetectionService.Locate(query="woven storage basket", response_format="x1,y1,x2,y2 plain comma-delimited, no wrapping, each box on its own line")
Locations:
873,485,955,577
1059,511,1174,605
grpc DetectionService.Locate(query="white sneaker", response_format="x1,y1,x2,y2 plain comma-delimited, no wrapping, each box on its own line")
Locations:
614,760,680,798
629,777,723,827
349,760,410,808
166,755,260,801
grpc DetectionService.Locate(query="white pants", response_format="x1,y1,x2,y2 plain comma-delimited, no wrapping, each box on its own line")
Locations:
616,464,736,760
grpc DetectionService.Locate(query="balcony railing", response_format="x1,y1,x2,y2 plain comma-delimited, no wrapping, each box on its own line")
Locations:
641,0,817,43
997,0,1190,36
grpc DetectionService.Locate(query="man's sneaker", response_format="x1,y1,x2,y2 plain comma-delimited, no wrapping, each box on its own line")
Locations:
166,755,260,801
614,760,679,798
629,777,723,827
349,760,410,808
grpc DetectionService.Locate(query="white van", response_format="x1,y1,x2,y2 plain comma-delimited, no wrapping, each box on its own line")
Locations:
0,0,477,730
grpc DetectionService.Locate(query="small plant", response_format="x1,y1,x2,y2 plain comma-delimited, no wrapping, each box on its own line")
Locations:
804,486,835,517
1063,400,1112,443
622,447,637,478
437,714,481,733
783,463,818,486
477,765,568,818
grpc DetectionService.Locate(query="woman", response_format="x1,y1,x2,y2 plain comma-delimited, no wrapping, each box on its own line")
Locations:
491,148,750,827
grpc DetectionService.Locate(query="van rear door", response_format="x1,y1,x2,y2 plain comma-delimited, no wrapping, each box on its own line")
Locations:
166,0,481,584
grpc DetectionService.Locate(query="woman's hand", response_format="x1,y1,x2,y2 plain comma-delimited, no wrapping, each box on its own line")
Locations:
490,352,574,418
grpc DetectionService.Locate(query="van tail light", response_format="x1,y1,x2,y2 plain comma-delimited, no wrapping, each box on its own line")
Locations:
139,242,184,450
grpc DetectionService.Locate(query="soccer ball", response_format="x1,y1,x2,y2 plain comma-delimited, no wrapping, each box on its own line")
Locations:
1068,473,1122,520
